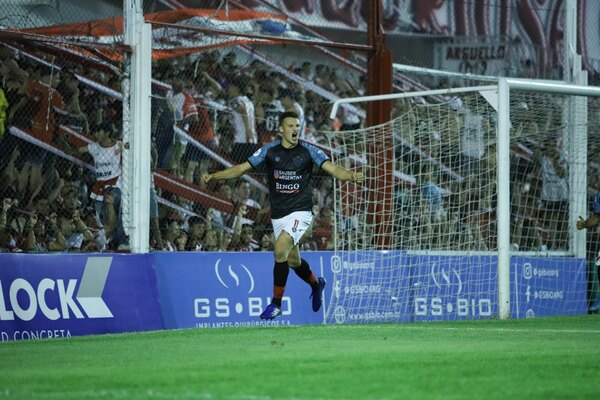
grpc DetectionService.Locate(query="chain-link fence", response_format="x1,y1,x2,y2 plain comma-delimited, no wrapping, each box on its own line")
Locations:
1,0,598,254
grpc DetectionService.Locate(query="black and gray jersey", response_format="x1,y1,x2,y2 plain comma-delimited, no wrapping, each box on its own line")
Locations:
248,140,330,219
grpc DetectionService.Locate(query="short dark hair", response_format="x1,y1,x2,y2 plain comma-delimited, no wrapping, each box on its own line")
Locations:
94,121,114,136
279,88,295,99
279,111,298,127
187,216,203,226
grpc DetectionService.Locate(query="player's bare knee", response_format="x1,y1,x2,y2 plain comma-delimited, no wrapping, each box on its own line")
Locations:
273,245,288,262
287,253,301,268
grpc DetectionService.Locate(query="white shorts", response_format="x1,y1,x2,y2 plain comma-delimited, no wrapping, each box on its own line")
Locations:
272,211,313,246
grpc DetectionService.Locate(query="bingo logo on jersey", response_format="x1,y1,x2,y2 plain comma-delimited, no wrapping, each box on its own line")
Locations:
0,257,114,321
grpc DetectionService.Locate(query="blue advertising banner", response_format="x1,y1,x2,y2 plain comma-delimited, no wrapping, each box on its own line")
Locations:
152,252,331,329
410,254,497,322
323,251,413,324
322,253,586,324
0,254,164,341
511,257,588,318
0,252,589,340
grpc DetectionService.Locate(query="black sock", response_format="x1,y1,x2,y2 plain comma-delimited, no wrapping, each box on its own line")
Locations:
272,261,289,307
292,258,318,288
274,261,289,287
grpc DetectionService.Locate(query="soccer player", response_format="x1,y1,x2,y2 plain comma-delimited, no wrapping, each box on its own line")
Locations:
202,111,364,319
577,190,600,312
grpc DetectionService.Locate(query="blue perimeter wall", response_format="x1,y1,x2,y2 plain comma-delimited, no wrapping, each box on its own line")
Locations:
0,252,588,341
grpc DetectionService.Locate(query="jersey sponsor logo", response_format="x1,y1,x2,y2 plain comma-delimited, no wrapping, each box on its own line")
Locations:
275,182,300,193
273,170,302,181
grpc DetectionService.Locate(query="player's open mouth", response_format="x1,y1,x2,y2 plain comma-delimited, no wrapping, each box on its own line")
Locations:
292,133,298,139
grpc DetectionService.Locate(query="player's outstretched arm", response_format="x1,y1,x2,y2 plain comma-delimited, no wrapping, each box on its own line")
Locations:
201,161,253,184
321,160,364,183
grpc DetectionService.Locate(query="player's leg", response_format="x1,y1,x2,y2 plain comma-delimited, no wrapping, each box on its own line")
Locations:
260,230,294,320
288,246,318,291
288,246,327,312
272,230,294,306
261,211,323,319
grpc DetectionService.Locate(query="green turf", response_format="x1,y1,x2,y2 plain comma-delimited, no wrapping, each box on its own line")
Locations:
1,316,599,400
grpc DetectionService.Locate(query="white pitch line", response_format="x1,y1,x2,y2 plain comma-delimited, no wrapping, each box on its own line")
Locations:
398,326,600,334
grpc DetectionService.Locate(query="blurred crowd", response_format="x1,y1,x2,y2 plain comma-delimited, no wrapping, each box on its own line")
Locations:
390,89,600,253
0,46,356,252
0,44,597,254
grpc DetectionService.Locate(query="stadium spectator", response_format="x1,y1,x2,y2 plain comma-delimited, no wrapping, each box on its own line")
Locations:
202,228,220,252
101,186,128,251
458,95,486,176
67,122,127,250
167,79,199,178
21,210,48,252
296,61,314,81
218,230,234,251
202,111,364,320
256,92,284,146
234,181,261,210
230,223,258,252
183,78,216,184
162,213,187,252
313,176,334,212
535,140,568,250
0,197,18,252
418,166,447,224
151,95,175,170
12,70,67,206
0,148,20,199
259,232,275,251
185,215,207,251
228,76,257,163
47,210,94,252
576,190,600,312
150,144,164,251
0,86,7,141
311,206,334,250
56,71,89,133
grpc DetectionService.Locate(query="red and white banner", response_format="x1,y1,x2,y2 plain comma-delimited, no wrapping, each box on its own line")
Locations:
21,8,312,60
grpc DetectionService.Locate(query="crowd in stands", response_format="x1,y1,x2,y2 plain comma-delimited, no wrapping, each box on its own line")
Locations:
0,46,353,252
0,43,596,254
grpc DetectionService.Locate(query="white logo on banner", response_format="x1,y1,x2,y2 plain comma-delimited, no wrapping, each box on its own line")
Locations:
0,257,113,321
430,262,463,295
214,258,255,294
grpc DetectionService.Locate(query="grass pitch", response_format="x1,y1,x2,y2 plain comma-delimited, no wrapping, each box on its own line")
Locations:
1,316,599,400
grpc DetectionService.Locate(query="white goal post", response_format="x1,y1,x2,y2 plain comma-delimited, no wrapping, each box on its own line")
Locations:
326,78,600,321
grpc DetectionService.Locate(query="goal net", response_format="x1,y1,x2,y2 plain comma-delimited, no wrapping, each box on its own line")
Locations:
323,81,600,323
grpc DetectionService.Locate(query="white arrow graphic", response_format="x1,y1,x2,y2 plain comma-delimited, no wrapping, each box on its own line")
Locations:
76,257,114,318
